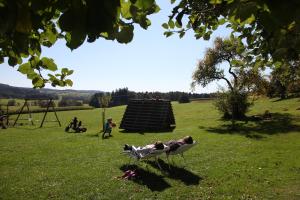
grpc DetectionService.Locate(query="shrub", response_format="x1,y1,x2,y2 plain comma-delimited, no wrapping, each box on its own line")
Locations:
58,99,83,107
214,90,252,120
38,100,56,108
7,99,16,106
89,94,101,108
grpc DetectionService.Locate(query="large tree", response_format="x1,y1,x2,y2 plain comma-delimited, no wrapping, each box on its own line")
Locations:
0,0,159,88
192,36,265,119
192,36,265,93
164,0,300,64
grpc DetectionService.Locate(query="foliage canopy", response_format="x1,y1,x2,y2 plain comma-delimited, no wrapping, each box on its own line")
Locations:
165,0,300,64
0,0,159,88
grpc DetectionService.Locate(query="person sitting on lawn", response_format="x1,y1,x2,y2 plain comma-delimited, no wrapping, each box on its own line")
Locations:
123,141,165,158
165,136,194,154
74,121,87,133
102,118,116,138
72,117,78,130
65,117,87,133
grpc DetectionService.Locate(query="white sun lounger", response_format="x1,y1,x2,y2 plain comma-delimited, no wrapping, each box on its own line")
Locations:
165,141,197,167
123,145,168,170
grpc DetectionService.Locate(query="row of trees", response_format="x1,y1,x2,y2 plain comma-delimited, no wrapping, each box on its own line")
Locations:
88,88,214,108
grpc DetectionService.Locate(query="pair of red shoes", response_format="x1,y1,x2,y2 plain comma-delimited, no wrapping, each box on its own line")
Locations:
118,170,137,180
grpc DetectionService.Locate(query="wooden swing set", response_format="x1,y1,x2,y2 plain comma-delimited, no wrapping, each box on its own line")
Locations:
13,98,61,128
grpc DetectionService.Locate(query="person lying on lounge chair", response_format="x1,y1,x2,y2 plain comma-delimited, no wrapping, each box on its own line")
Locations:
123,141,165,159
164,136,194,154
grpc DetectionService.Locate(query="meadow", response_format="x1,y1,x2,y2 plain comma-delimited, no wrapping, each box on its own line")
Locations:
0,98,299,199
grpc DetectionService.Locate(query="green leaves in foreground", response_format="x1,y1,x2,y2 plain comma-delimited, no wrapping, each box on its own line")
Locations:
18,56,73,88
0,0,160,88
166,0,300,64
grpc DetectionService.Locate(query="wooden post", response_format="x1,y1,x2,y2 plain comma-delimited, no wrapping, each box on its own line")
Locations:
26,101,34,125
13,100,27,127
102,107,105,132
40,99,61,128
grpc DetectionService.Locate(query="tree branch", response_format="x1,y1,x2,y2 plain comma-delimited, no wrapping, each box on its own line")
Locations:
226,59,238,88
213,76,234,91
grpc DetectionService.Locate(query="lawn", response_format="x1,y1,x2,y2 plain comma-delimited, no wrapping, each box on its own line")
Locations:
0,98,299,199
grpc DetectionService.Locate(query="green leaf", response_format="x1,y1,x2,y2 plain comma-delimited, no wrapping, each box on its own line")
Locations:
274,61,282,68
67,70,74,75
162,23,169,29
18,63,32,74
58,10,73,32
175,11,184,27
29,56,40,67
164,31,173,37
32,77,44,88
61,68,69,74
65,79,73,86
117,25,134,43
209,0,222,4
40,57,57,71
40,27,57,46
27,72,39,80
175,21,182,28
8,57,18,66
135,0,154,11
235,2,257,22
66,30,87,50
179,31,185,38
168,20,175,29
203,32,211,40
121,0,132,19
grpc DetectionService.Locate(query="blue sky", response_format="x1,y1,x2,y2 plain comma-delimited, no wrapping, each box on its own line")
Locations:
0,1,231,93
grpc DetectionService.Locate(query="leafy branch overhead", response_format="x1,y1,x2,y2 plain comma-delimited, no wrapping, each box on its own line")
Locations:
0,0,160,88
166,0,300,64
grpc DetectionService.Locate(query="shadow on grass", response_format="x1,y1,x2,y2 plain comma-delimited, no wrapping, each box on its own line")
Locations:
85,133,100,137
146,159,202,186
119,164,171,191
119,128,175,135
204,113,300,139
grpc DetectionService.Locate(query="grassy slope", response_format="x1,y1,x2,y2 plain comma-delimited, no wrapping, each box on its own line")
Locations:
0,98,299,200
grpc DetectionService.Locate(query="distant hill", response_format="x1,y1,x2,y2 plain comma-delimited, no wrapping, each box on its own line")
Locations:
0,83,101,100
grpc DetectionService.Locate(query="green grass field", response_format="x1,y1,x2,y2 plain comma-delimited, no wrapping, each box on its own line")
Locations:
0,98,299,199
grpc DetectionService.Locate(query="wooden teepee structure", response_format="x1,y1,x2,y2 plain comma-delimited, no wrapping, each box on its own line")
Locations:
120,99,175,131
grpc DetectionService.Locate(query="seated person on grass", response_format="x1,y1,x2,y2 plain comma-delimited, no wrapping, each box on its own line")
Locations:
65,117,87,133
74,121,87,133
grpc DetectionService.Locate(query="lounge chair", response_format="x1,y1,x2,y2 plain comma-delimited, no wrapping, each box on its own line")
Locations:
123,145,168,170
165,141,197,167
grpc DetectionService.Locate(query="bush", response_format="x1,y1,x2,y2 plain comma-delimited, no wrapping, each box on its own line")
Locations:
58,99,83,107
7,99,16,106
214,90,252,120
38,100,56,108
178,94,190,103
89,94,101,108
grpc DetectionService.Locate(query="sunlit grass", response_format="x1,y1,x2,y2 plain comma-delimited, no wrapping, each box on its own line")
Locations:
0,98,299,199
